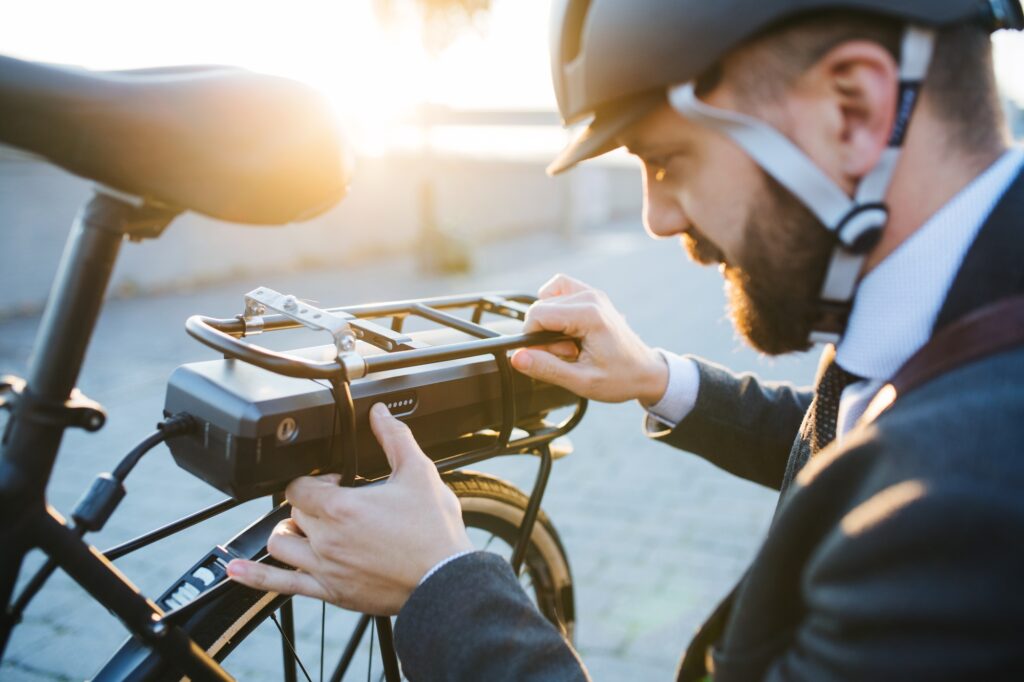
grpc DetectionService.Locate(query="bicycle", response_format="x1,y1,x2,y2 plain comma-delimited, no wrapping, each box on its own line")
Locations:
0,55,586,680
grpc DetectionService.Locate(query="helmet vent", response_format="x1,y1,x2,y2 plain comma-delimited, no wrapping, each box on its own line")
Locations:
561,0,593,63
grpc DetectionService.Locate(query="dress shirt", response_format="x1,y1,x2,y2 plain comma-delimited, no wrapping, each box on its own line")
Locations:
418,549,476,587
645,147,1024,442
644,348,701,425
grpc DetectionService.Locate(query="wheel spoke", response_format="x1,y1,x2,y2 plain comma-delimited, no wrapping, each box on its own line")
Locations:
320,601,326,682
367,617,376,682
270,610,315,682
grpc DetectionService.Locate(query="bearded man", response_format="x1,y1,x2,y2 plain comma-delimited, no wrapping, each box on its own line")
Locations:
229,2,1024,679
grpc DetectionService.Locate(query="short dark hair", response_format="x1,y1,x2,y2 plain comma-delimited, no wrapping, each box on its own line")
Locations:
714,11,1006,155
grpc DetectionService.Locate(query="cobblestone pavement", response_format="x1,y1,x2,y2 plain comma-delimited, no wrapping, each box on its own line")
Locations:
0,222,819,680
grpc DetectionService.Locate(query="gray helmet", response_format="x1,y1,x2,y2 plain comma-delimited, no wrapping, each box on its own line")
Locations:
548,0,1023,345
549,0,1023,176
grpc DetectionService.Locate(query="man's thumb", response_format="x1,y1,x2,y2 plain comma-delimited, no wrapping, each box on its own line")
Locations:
511,348,582,393
369,402,428,477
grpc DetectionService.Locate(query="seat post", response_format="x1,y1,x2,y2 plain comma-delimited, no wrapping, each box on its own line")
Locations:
0,192,126,657
0,192,194,669
1,192,177,501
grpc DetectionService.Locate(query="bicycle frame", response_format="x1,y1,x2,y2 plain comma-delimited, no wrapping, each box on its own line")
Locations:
0,193,233,679
0,191,585,681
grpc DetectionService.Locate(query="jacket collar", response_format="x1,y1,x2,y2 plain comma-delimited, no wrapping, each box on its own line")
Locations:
935,163,1024,331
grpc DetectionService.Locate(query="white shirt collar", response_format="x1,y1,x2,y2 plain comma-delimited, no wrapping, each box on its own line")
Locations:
836,147,1024,381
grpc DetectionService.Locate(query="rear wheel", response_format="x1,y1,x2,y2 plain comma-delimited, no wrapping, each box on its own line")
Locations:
94,470,574,680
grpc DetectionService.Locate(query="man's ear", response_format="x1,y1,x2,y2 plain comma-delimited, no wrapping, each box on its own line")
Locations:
802,40,900,183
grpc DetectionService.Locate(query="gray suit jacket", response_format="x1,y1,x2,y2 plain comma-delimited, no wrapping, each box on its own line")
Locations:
394,169,1024,681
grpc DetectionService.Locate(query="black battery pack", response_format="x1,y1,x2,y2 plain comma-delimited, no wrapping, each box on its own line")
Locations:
164,331,576,500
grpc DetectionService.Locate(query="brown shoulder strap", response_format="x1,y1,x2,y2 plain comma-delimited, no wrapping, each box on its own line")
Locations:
863,294,1024,422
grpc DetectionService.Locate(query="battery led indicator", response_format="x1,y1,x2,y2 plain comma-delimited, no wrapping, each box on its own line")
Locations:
383,393,417,415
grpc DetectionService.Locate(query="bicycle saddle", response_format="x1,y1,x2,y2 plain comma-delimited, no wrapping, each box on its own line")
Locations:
0,55,352,225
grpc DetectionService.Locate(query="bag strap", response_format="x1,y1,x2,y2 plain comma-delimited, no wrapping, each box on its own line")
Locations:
863,293,1024,423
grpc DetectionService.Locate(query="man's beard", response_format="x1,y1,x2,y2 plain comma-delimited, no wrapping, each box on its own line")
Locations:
682,174,836,355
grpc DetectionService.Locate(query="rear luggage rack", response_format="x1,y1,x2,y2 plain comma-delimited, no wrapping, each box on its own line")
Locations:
187,290,570,380
173,291,586,500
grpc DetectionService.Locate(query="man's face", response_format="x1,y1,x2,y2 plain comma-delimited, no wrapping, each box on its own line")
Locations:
621,102,834,355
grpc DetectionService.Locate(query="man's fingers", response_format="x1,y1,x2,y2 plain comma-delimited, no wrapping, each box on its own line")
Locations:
267,522,321,572
369,403,431,478
511,348,590,393
538,274,591,299
530,339,580,360
227,559,328,600
523,301,601,337
291,507,327,538
277,517,307,538
286,476,344,518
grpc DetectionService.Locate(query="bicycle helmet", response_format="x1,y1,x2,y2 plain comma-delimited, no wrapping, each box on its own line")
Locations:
548,0,1024,343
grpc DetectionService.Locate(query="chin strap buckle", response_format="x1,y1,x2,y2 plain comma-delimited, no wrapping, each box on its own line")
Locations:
835,203,887,254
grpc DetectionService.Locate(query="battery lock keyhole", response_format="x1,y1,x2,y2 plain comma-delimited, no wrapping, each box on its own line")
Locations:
276,417,299,444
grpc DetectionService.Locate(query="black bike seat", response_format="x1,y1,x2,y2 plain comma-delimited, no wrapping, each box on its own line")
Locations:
0,56,352,225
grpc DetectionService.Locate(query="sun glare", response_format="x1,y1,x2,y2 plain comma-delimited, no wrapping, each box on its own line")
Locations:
0,0,558,158
1,0,1021,161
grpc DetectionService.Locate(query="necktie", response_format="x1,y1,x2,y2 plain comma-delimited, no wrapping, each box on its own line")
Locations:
778,347,863,497
807,356,862,454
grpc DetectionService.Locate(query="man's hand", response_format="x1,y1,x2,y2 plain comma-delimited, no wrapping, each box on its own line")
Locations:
511,274,668,405
226,403,474,616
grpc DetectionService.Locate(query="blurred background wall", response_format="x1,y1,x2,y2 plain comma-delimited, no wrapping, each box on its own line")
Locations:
2,0,1022,317
0,143,641,317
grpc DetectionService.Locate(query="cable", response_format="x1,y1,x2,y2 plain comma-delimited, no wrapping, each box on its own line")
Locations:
9,413,197,624
112,412,196,480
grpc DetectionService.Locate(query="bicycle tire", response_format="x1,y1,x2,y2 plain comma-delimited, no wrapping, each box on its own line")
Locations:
92,470,575,681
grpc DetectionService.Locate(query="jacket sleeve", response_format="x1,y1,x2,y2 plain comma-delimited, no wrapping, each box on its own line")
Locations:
647,356,813,490
759,479,1024,681
395,552,590,682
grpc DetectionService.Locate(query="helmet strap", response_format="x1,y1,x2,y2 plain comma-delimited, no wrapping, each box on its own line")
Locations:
668,25,936,344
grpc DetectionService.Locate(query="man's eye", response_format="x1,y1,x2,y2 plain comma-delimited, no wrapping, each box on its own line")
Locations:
647,154,675,168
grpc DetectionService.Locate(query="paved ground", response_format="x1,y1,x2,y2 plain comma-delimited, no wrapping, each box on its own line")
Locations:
0,221,819,681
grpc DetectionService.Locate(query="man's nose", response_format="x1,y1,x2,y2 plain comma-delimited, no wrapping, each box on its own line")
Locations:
642,167,689,239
